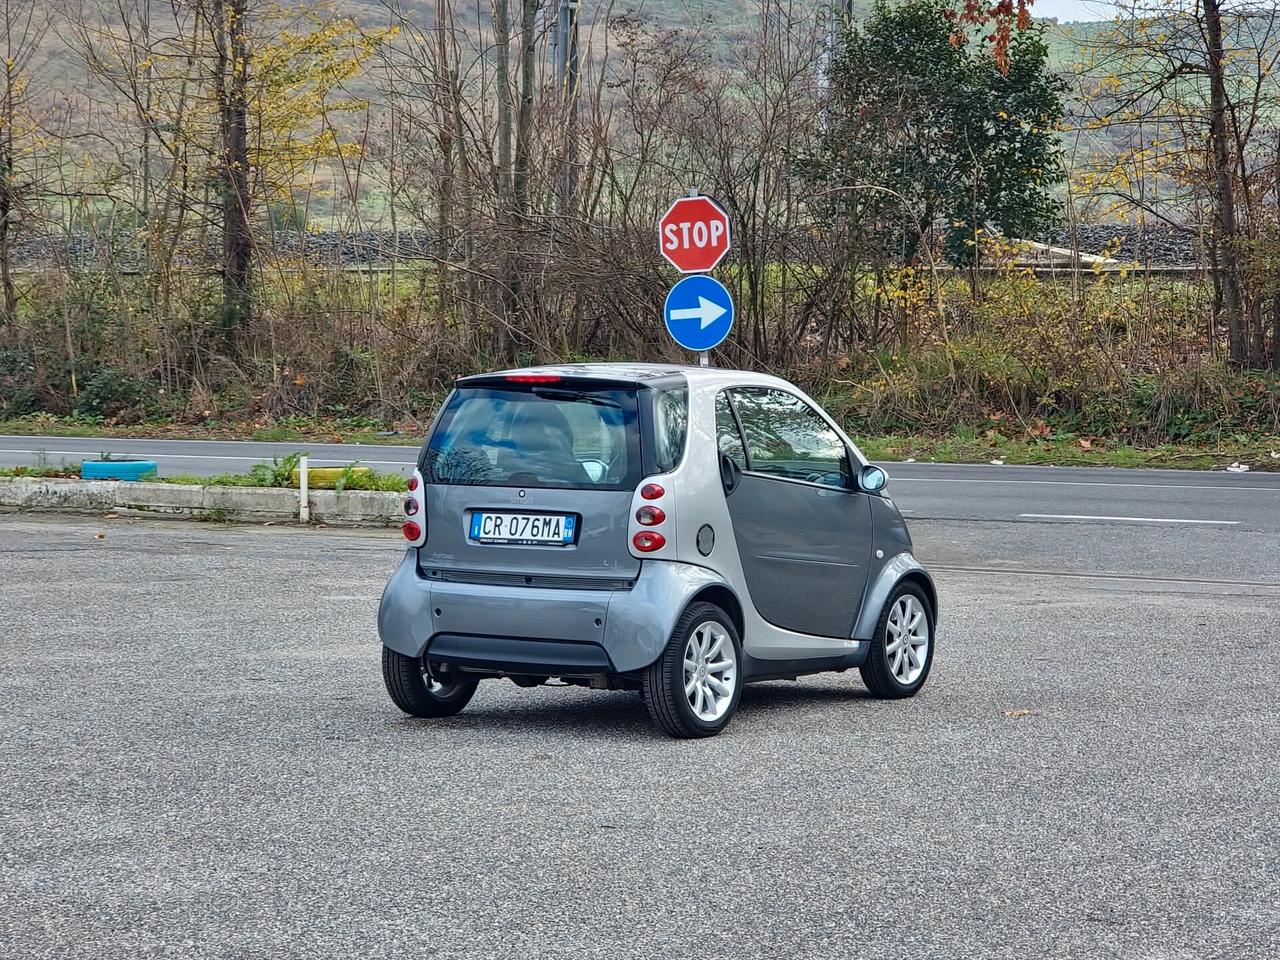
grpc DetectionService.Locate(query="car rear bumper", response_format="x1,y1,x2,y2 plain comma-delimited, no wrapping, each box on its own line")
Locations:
427,634,614,677
377,550,730,674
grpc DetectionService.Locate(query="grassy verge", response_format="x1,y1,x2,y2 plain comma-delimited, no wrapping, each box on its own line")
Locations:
0,466,83,479
857,434,1280,470
160,467,408,492
0,414,421,446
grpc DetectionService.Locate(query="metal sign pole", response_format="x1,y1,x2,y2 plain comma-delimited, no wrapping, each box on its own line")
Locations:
690,190,707,366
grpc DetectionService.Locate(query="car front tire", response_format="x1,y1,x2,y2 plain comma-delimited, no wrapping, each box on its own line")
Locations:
382,647,479,718
860,583,935,699
643,602,743,738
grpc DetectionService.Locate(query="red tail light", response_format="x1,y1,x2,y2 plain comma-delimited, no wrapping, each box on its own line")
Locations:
402,520,422,541
632,531,666,552
407,475,419,492
636,505,665,526
640,483,665,500
506,374,561,383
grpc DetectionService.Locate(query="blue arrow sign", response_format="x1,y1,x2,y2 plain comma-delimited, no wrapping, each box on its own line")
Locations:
664,275,734,352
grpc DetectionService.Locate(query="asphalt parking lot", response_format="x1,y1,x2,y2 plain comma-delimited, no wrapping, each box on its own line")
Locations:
2,513,1278,959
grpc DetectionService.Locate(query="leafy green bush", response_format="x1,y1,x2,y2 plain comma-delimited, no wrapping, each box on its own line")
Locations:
333,464,407,493
0,465,81,479
157,459,407,491
73,368,146,419
822,274,1280,445
247,452,302,487
0,348,43,418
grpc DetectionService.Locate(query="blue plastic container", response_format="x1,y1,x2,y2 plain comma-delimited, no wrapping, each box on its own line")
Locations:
81,459,159,482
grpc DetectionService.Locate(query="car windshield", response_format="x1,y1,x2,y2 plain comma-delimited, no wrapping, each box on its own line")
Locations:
423,385,641,489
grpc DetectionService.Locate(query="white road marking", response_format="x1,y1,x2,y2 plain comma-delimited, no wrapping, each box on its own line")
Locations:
930,564,1279,589
1018,513,1240,526
896,476,1273,493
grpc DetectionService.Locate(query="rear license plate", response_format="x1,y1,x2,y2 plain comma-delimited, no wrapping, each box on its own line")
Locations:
469,511,576,545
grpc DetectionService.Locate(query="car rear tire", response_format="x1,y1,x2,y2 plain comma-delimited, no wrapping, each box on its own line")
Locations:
382,647,479,718
860,583,934,699
643,602,743,738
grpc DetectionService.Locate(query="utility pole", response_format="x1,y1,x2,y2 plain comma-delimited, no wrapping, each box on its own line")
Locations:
820,0,854,97
553,0,582,348
555,0,580,216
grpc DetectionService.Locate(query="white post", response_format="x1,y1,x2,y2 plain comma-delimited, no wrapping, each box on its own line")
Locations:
298,455,310,524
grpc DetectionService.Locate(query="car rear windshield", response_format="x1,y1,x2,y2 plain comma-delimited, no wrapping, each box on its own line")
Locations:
423,385,641,490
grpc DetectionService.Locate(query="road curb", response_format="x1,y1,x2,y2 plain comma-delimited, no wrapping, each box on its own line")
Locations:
0,477,401,526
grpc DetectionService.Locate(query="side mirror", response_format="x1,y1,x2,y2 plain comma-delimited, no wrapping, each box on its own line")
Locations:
857,463,888,494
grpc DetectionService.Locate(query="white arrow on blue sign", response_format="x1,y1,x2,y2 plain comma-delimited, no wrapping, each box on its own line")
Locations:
663,275,734,352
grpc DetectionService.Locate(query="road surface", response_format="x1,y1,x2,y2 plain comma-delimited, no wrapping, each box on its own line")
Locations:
1,513,1276,958
5,434,1280,535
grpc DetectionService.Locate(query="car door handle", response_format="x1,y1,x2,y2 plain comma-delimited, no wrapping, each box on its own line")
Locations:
720,453,742,495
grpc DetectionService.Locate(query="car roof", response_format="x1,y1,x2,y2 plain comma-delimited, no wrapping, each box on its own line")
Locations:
454,362,867,465
457,362,798,390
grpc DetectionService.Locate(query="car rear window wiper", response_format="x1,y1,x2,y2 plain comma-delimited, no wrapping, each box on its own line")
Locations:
530,387,622,409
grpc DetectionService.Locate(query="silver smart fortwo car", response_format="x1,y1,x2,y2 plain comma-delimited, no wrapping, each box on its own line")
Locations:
378,364,937,738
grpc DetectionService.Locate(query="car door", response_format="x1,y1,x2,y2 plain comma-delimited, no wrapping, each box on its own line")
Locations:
717,387,873,639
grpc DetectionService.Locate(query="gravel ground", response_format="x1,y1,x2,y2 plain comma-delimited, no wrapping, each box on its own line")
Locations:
1,515,1277,959
1040,224,1196,264
10,223,1199,270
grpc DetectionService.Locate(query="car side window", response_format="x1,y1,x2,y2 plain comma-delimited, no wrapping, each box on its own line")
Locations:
728,388,851,489
654,386,688,473
715,392,747,470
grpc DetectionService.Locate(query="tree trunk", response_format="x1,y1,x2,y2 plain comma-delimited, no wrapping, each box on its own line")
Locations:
435,0,455,331
512,0,540,218
493,0,513,204
494,0,540,362
556,0,580,217
139,1,152,229
1272,287,1280,372
490,0,519,359
452,60,475,333
0,59,17,328
1203,0,1245,366
214,0,252,356
0,166,15,328
1273,130,1280,371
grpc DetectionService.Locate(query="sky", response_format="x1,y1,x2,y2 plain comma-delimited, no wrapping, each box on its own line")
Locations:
1032,0,1118,21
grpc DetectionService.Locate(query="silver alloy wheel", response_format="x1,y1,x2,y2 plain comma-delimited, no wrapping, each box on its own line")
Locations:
420,661,456,697
682,621,738,722
885,594,929,685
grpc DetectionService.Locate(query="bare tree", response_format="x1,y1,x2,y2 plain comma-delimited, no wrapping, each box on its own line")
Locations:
204,0,252,352
1203,0,1246,361
0,0,50,328
1081,0,1280,368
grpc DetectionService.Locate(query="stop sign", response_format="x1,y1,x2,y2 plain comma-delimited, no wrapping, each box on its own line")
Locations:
658,195,731,274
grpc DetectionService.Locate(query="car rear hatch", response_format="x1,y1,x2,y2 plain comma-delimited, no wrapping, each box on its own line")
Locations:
416,374,645,588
